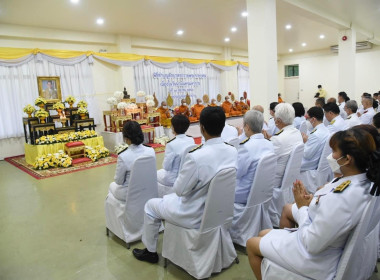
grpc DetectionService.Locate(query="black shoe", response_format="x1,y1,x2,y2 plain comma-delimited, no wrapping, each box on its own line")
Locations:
132,248,159,263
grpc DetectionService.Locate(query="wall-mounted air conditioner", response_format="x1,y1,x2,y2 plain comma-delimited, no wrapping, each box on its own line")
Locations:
330,41,372,53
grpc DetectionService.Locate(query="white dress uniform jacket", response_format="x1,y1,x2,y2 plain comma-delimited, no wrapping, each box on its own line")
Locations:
338,102,347,119
345,113,362,128
221,122,238,142
110,144,156,201
293,116,306,129
235,133,274,204
142,137,237,252
271,125,303,187
157,134,195,186
260,173,372,280
266,117,280,136
300,123,330,172
359,107,375,125
327,115,348,134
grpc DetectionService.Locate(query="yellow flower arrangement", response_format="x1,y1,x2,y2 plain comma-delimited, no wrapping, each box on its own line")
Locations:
85,145,110,162
35,97,47,106
77,107,88,114
35,130,97,145
65,95,76,103
33,150,72,170
35,109,49,118
52,102,65,110
23,104,36,114
77,100,88,108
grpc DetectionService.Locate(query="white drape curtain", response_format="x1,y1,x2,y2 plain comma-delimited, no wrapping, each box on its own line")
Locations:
133,61,221,107
237,65,250,99
0,57,96,139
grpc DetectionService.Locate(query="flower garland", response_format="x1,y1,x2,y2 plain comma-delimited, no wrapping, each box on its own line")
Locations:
77,100,88,108
35,109,49,118
23,104,36,114
33,150,72,170
52,102,65,110
65,95,76,103
77,107,88,114
35,130,97,145
35,97,47,106
85,145,110,162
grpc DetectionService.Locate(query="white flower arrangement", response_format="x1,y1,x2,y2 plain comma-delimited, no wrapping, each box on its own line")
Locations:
117,102,128,110
33,150,72,170
146,100,155,107
154,136,170,146
125,103,138,109
114,143,129,154
145,95,154,101
113,91,124,101
107,97,117,105
137,91,146,97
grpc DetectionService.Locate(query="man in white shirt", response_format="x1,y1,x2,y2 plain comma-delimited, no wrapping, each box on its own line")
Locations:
344,100,361,128
359,96,375,125
315,97,329,127
337,91,349,120
357,92,371,115
266,102,280,136
323,102,348,134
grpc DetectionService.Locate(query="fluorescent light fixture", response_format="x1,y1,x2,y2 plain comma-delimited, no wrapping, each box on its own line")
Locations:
231,27,237,32
176,30,184,35
96,18,104,25
285,24,292,30
319,34,325,39
241,11,248,17
301,42,307,47
70,0,79,3
224,37,230,42
289,48,293,52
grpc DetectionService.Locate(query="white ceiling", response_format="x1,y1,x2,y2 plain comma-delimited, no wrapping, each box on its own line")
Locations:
0,0,379,55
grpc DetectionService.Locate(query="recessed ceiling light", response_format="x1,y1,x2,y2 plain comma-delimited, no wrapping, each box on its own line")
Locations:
285,24,292,30
241,11,248,17
224,37,230,42
96,18,104,25
319,34,325,39
176,30,184,36
231,27,237,32
70,0,79,3
301,42,307,47
289,48,293,52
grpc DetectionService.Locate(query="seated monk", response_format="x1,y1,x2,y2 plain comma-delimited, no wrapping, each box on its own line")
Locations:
239,97,249,114
157,101,171,127
189,98,205,122
176,99,190,118
231,101,243,116
221,96,233,117
208,99,218,107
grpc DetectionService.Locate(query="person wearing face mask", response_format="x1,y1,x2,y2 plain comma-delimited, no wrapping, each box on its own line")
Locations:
344,100,361,128
265,102,280,137
222,96,233,117
299,107,330,179
189,98,205,121
176,98,190,117
323,102,348,134
247,126,380,280
133,106,237,263
157,101,171,127
239,97,249,114
208,98,218,107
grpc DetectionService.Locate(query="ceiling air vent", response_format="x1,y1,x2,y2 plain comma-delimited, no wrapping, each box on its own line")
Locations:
330,41,372,53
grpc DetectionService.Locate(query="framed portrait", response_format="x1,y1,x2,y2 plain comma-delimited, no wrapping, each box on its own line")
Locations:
37,76,62,103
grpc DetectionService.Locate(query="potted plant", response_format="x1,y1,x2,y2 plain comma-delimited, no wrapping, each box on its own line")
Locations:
35,109,49,123
23,104,36,118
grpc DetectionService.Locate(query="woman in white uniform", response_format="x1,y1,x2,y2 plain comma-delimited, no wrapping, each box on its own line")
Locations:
246,126,380,280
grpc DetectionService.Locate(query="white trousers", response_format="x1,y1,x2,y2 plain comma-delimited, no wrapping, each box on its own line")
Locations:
109,182,127,201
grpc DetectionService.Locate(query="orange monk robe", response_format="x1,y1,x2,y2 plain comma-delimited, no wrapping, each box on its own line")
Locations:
278,96,284,103
239,101,249,114
208,103,217,107
221,101,232,117
157,106,171,127
189,104,205,122
176,105,190,117
231,103,242,116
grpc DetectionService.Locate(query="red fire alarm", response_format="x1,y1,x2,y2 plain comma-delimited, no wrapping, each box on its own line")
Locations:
342,35,348,41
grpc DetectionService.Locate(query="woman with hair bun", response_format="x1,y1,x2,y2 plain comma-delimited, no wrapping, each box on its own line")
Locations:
107,121,155,201
247,127,380,280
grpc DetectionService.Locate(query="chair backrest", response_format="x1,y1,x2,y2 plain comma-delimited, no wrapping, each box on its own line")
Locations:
247,153,277,207
125,155,158,217
280,143,304,189
179,144,198,170
200,168,236,232
334,196,378,280
228,137,239,149
317,136,332,172
31,123,56,143
27,117,40,144
299,120,308,134
74,118,96,131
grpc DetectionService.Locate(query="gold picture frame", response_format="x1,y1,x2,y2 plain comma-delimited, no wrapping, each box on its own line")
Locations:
37,76,62,103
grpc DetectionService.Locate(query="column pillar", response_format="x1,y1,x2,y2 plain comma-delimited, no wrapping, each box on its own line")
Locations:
338,29,356,100
117,35,136,98
246,0,278,112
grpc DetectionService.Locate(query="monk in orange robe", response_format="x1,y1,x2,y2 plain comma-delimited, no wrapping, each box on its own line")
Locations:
278,93,284,103
239,97,249,114
176,99,190,117
208,99,217,107
189,98,205,122
221,96,232,117
231,101,243,116
157,101,171,127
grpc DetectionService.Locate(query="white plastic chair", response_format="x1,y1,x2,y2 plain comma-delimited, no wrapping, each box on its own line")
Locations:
162,168,238,279
270,143,304,227
228,137,240,149
230,153,277,247
157,144,197,198
299,138,333,193
262,195,379,280
105,155,158,248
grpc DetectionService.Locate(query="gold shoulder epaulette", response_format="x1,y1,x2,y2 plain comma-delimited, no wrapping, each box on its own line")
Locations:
239,138,249,145
167,137,176,143
333,180,351,193
224,142,234,147
143,144,152,148
330,120,336,125
347,116,352,120
310,128,317,134
189,144,203,153
186,135,192,138
274,129,284,136
118,147,128,155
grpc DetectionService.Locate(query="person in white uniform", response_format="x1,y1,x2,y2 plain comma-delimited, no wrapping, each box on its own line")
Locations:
157,115,194,187
337,91,349,120
315,97,330,127
373,112,380,133
300,106,330,172
221,122,238,142
265,102,280,136
246,127,380,280
234,110,274,204
344,100,361,128
107,121,156,201
357,92,372,115
292,102,306,129
133,106,238,263
359,96,375,125
323,102,348,134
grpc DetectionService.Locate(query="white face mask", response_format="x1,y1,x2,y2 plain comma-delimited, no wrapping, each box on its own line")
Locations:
163,105,167,109
326,153,347,174
198,102,202,105
182,103,187,106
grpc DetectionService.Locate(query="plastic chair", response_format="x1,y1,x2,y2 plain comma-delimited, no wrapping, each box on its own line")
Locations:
162,168,238,279
105,155,158,248
230,153,276,247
